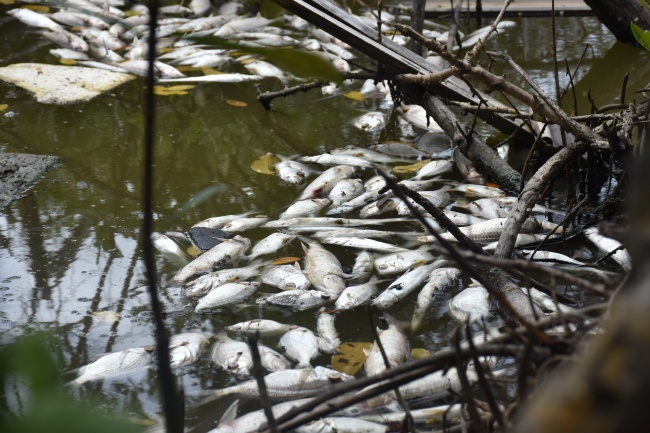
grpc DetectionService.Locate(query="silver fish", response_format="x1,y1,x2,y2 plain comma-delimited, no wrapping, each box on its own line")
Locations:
151,232,189,265
70,347,154,386
211,334,253,375
258,289,332,311
395,190,450,216
169,332,209,368
419,218,541,244
364,314,408,376
335,276,379,311
319,236,408,254
192,211,255,229
190,0,211,15
208,398,313,433
448,286,490,321
519,249,583,265
303,242,346,297
583,226,631,271
248,231,296,260
359,197,400,218
316,307,341,354
296,418,387,433
8,8,64,31
328,178,365,206
279,326,320,368
413,160,454,179
281,198,331,219
325,189,384,215
49,48,90,60
521,287,576,315
243,58,289,82
264,216,411,228
412,267,462,331
214,14,274,36
275,159,315,184
262,264,311,291
396,103,444,133
195,281,260,311
453,184,505,198
258,344,293,371
369,142,430,158
226,319,293,336
117,59,186,79
331,146,401,164
352,112,386,132
222,217,270,233
299,154,376,168
183,264,263,298
375,248,435,275
372,262,439,310
297,165,356,201
42,30,89,52
158,73,265,83
349,251,374,284
173,235,251,283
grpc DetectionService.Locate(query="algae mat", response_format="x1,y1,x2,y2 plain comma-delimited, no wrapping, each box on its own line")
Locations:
0,63,135,104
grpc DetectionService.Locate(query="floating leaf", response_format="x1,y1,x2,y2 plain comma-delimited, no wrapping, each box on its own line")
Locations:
24,4,49,12
331,342,372,375
486,182,500,188
392,159,431,174
201,66,224,75
0,0,16,4
0,104,8,112
411,348,431,359
187,246,201,257
270,256,301,265
226,99,247,107
153,85,194,96
343,91,364,101
631,22,650,52
176,65,201,72
91,311,120,323
250,152,281,175
59,59,77,66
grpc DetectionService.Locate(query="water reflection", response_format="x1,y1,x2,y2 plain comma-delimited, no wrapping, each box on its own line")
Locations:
0,10,647,428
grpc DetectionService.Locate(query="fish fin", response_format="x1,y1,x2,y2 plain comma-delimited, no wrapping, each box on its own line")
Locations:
218,399,239,426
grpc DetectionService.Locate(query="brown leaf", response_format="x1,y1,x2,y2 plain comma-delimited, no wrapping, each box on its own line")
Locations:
250,152,281,175
226,99,248,107
331,342,372,375
270,256,301,265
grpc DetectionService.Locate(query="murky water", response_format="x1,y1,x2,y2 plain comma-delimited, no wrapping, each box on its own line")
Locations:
0,6,647,429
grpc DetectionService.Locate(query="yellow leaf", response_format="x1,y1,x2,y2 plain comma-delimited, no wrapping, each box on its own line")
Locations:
0,104,8,112
332,342,373,376
411,348,431,359
159,47,174,54
176,65,201,72
226,99,247,107
270,256,301,265
187,246,201,257
124,9,143,17
153,86,192,96
343,91,364,101
392,160,431,174
238,57,255,65
250,152,281,175
59,59,77,66
0,0,16,5
23,4,49,12
166,85,195,91
201,66,224,75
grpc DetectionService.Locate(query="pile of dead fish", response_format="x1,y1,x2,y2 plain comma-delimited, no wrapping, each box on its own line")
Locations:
6,0,515,84
69,120,631,432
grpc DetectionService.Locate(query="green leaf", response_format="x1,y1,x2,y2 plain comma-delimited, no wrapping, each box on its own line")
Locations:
641,0,650,14
189,35,343,84
631,22,650,51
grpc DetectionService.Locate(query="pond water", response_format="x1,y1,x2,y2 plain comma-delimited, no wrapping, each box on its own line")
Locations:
0,3,648,430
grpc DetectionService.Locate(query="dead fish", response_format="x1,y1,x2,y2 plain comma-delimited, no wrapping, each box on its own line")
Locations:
352,112,386,132
328,178,365,206
316,307,341,354
448,286,490,321
214,14,274,36
195,281,260,311
151,232,189,265
348,251,374,284
169,332,209,368
583,226,631,271
331,146,402,164
375,248,435,275
248,231,297,260
298,154,376,169
395,190,450,216
319,236,408,254
211,333,253,375
42,30,89,52
369,142,430,158
335,276,379,310
117,59,186,79
49,48,90,61
257,289,332,311
258,344,293,371
296,418,387,433
419,218,541,244
412,267,462,331
69,347,154,386
183,264,263,298
281,198,332,219
372,262,439,310
303,242,346,297
208,398,313,433
8,8,64,31
279,326,320,368
190,0,212,16
297,165,356,201
226,319,294,336
396,103,444,133
242,58,290,83
453,148,484,184
193,211,256,229
173,235,251,283
158,73,265,83
453,184,505,198
364,314,408,376
222,217,270,233
412,160,453,179
275,158,315,184
262,264,311,291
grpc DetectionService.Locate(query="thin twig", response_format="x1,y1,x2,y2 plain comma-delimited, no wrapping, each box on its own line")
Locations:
248,333,279,433
464,0,513,62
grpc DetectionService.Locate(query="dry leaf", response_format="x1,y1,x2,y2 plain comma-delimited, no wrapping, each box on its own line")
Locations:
392,159,431,174
201,66,224,75
187,246,201,257
226,99,247,107
59,59,77,66
250,152,281,175
411,348,431,359
0,0,16,5
270,256,301,265
90,311,120,323
24,4,49,12
331,342,372,375
176,65,201,72
153,85,193,96
0,104,8,112
238,57,255,65
486,182,500,188
343,91,364,101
